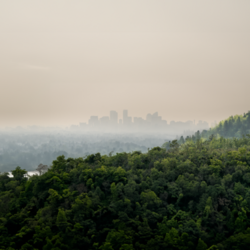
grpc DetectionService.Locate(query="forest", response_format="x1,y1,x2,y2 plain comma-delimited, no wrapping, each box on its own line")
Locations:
0,132,169,172
1,132,250,249
200,111,250,139
2,111,248,173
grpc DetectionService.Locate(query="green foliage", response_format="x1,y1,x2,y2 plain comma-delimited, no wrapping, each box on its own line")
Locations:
43,238,53,250
206,246,219,250
201,111,250,139
56,209,68,230
11,166,27,181
196,238,207,250
1,135,250,249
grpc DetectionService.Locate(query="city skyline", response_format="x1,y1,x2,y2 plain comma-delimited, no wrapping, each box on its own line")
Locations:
1,1,250,128
84,110,210,126
70,110,211,134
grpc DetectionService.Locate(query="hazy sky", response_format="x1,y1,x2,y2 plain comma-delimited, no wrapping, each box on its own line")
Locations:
1,0,250,127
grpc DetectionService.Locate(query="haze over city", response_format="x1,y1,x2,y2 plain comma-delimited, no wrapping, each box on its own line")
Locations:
1,0,250,128
1,1,250,249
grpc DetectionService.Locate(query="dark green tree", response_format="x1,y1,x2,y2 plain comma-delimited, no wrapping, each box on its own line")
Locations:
56,209,68,230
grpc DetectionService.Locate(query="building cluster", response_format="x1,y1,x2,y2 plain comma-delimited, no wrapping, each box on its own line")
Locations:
87,110,166,127
74,110,210,134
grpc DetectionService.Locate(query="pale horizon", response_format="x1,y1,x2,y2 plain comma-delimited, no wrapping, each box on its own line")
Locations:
1,0,250,127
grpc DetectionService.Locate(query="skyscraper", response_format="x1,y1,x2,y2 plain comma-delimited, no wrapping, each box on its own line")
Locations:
123,110,128,124
110,110,118,124
88,116,99,126
123,110,132,125
146,113,152,122
99,116,110,126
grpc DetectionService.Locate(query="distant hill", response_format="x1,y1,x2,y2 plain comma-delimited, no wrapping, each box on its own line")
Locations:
165,111,250,147
200,111,250,139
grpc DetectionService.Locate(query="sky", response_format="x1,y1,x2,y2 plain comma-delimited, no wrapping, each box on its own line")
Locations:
0,0,250,127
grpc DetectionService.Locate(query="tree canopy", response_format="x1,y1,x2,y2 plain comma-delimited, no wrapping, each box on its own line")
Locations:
200,111,250,139
1,135,250,249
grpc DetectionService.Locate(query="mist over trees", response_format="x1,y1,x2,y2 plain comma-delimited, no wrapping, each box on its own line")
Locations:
0,131,173,172
200,111,250,139
1,135,250,249
0,111,250,249
1,111,249,173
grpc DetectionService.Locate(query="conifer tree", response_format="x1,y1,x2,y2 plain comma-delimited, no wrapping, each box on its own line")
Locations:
56,209,67,230
196,238,207,250
206,245,219,250
43,238,53,250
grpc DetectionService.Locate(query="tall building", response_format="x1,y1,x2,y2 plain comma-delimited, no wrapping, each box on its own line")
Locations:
127,117,132,124
134,117,145,125
99,116,110,126
152,112,161,123
123,110,132,125
146,112,160,122
79,122,86,128
88,116,98,126
110,110,118,124
146,112,164,126
123,110,128,124
146,113,152,122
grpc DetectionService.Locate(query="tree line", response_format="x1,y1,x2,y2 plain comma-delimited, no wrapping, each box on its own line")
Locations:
1,133,250,249
201,111,250,139
0,132,166,172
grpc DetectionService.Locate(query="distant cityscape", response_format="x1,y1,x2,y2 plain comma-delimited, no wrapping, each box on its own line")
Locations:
1,110,215,136
71,110,212,135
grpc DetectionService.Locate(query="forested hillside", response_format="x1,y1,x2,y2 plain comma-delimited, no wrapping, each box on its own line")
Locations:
0,132,168,172
1,136,250,249
200,111,250,139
